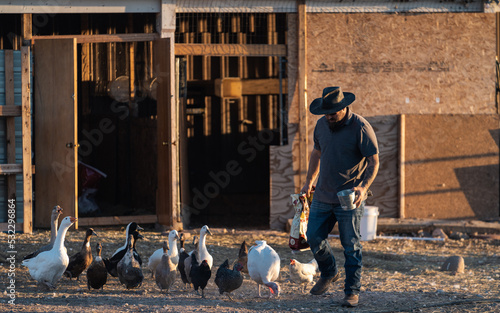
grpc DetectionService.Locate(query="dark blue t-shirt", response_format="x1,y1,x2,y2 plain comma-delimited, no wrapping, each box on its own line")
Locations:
313,110,379,204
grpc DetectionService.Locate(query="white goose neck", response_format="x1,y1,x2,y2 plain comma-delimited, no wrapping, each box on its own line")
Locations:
54,222,71,250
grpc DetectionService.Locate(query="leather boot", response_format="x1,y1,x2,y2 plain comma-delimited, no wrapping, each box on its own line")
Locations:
309,272,340,295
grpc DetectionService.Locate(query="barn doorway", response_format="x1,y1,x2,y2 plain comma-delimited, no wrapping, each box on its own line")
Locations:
176,13,288,229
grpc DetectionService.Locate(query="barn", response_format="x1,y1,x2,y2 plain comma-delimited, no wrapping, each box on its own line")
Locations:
0,0,498,233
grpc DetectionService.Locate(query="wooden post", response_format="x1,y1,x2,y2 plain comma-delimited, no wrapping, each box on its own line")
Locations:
4,51,16,202
21,46,33,234
298,0,309,188
399,114,406,219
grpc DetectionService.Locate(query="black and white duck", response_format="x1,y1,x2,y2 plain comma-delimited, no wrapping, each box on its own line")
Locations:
104,224,143,277
64,228,98,280
86,242,108,290
117,235,144,289
21,216,77,289
23,205,63,261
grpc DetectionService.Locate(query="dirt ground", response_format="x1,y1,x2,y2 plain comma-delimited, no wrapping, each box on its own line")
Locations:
1,225,499,313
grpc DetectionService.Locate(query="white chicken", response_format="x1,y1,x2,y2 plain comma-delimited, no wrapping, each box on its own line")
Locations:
22,216,77,289
247,240,281,298
289,258,319,293
148,230,180,277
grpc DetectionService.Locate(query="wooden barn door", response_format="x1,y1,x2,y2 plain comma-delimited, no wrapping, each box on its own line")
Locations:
154,37,182,229
34,39,78,228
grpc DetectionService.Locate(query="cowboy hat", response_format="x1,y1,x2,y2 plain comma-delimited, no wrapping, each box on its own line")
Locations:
309,86,355,115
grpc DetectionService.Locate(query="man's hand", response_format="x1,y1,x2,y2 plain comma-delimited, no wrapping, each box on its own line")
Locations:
351,186,368,208
301,183,313,198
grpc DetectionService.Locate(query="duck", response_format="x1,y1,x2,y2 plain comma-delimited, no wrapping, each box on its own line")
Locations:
104,230,143,277
198,225,213,269
86,242,108,290
183,229,206,284
110,222,143,257
215,259,244,301
148,230,180,277
64,228,98,280
155,240,177,293
117,234,144,289
178,235,196,286
235,240,249,273
21,216,77,289
23,205,63,261
247,240,281,298
289,258,319,293
189,252,212,298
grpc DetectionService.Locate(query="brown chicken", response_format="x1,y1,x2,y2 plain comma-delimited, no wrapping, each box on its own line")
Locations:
235,240,248,273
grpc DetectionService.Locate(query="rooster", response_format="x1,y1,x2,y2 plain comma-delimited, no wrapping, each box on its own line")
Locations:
289,258,319,293
215,259,244,300
235,240,249,273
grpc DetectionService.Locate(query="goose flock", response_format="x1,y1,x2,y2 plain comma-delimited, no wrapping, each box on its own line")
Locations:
21,206,313,299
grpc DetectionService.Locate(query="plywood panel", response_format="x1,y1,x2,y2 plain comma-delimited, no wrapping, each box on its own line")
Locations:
34,39,78,228
306,13,496,116
404,114,499,219
365,115,399,217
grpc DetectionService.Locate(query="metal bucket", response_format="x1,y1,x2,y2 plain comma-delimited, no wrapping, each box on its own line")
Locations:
337,189,356,210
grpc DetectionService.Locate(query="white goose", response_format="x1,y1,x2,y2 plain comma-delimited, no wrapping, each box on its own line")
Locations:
247,240,281,298
148,230,180,277
23,205,63,261
22,216,77,289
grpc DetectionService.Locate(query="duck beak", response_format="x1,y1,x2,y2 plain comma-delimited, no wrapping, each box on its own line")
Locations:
136,225,144,231
92,230,98,236
290,259,295,265
207,229,212,236
70,217,78,223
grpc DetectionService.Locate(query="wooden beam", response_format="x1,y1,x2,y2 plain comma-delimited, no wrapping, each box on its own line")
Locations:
4,50,17,202
0,164,22,174
175,44,287,57
21,46,33,234
399,114,406,219
22,14,32,40
0,105,22,117
298,0,308,188
78,215,157,227
32,33,159,44
242,78,288,95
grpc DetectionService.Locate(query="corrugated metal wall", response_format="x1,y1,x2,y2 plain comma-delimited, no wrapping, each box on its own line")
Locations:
0,50,32,223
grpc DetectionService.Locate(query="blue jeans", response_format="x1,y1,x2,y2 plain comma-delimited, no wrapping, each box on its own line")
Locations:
306,199,364,295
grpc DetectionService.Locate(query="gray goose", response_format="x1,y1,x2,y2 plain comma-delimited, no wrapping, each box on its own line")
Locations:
23,205,63,260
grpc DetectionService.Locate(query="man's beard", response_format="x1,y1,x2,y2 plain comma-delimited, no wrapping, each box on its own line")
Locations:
328,108,348,132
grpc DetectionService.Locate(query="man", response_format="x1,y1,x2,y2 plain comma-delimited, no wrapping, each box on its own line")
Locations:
301,86,379,307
